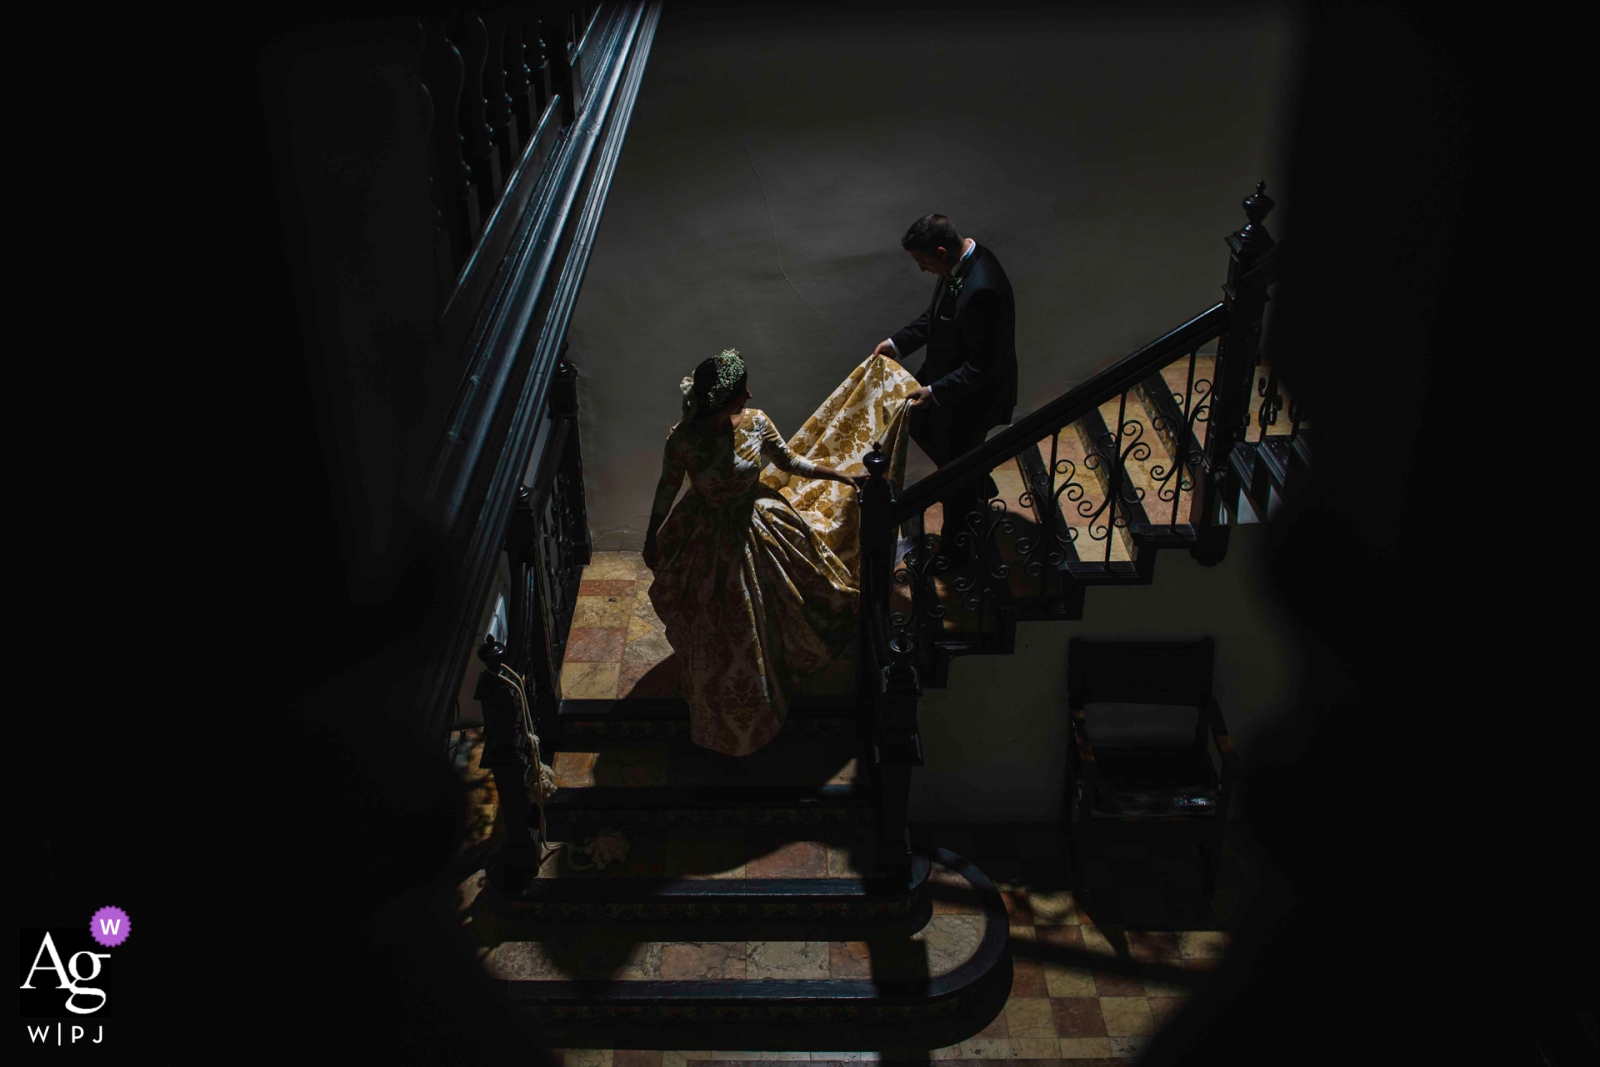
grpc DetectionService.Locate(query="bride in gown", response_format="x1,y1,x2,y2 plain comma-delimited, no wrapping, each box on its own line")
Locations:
643,348,919,756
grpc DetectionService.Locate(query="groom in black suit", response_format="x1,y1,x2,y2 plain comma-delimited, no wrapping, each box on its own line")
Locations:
873,214,1018,564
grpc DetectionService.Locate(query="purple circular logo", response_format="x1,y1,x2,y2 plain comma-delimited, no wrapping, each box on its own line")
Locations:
89,906,131,948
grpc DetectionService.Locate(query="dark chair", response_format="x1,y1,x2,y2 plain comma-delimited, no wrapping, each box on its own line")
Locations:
1064,637,1239,896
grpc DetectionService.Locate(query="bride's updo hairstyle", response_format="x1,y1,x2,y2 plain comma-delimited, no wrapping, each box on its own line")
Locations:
691,348,747,418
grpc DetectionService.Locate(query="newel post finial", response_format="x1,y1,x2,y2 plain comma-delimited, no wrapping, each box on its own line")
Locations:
864,441,890,480
477,633,507,670
1232,180,1276,256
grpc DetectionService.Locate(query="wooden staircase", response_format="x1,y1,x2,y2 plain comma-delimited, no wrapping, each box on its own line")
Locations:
456,182,1293,1053
457,689,1015,1050
898,347,1305,689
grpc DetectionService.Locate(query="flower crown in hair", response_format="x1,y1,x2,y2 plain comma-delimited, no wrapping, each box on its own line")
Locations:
702,348,746,413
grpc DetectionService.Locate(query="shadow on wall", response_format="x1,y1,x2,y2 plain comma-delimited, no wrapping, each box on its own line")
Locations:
568,1,1298,550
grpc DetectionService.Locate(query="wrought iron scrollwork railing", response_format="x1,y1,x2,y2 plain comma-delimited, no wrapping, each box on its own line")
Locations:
874,308,1231,665
1148,347,1215,525
855,184,1284,821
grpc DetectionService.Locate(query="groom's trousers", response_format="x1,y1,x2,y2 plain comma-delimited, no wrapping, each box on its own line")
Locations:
903,407,1000,550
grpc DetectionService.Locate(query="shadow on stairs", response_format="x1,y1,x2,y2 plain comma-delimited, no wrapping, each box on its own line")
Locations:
453,712,1015,1051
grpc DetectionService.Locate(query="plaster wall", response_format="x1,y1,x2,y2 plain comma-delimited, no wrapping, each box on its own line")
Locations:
567,1,1299,548
908,522,1302,823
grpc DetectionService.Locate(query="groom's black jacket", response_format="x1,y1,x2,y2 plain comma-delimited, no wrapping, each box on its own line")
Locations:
890,243,1018,433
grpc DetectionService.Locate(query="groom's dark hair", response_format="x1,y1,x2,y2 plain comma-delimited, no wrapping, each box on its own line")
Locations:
902,214,961,256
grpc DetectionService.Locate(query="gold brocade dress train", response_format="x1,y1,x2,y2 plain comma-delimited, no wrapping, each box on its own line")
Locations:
647,354,919,756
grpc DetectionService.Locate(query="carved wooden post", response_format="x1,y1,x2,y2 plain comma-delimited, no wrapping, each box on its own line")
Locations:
418,19,477,282
550,348,593,568
454,12,502,222
861,443,922,882
1192,181,1276,565
873,672,923,882
475,635,541,890
503,8,534,146
507,484,561,746
859,442,896,656
483,8,520,179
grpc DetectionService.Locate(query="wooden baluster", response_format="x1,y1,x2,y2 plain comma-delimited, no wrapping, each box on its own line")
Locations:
549,8,577,125
483,7,519,179
1192,180,1276,565
453,12,502,221
567,8,584,116
503,8,534,146
508,484,560,744
529,13,554,115
475,636,541,891
417,19,477,283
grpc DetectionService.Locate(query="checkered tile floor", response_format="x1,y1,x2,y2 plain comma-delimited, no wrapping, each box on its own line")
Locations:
558,551,856,701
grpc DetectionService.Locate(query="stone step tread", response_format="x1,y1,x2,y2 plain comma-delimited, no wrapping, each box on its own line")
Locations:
557,696,858,720
547,737,864,790
468,853,997,986
543,782,873,810
472,852,1013,1050
521,825,902,885
483,910,985,983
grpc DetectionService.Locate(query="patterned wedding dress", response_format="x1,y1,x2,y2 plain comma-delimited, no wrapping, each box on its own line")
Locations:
647,354,919,756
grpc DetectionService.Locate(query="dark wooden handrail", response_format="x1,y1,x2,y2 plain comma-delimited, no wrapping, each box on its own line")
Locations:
890,302,1230,523
414,0,661,748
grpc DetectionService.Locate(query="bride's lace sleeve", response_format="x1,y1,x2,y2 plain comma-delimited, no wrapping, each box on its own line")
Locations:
756,412,826,478
650,428,688,519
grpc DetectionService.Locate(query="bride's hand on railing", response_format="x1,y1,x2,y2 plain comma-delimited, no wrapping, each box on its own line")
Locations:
819,467,869,490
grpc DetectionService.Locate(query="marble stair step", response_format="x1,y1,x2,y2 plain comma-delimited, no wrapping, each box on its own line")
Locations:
466,847,1013,1052
518,822,910,886
478,838,935,925
542,781,876,835
553,696,861,748
548,727,865,789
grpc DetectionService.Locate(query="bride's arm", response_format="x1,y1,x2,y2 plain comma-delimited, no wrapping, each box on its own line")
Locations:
757,413,866,487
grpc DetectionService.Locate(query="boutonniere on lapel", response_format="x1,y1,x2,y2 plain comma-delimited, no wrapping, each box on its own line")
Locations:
946,275,966,297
